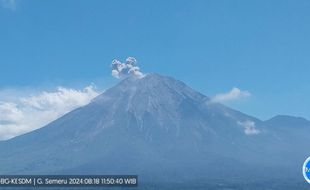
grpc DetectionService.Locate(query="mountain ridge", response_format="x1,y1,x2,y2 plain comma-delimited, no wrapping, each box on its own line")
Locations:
265,115,310,126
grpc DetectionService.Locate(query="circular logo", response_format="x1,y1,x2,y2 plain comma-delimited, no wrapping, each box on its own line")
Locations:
303,157,310,183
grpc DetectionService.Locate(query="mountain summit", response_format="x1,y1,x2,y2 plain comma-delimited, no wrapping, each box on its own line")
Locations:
0,73,309,186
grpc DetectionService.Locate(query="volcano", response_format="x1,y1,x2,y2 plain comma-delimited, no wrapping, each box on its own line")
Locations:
0,73,309,188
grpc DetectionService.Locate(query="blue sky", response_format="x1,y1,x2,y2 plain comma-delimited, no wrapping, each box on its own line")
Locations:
1,0,310,120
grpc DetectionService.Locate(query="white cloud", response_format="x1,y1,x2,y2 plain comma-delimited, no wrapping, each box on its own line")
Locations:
210,87,251,103
0,85,99,140
238,120,260,135
1,0,16,11
111,57,144,79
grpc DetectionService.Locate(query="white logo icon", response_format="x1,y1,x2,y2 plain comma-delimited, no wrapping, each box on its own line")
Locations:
303,157,310,184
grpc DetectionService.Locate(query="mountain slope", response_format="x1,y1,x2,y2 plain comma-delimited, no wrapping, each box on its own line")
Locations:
0,74,309,185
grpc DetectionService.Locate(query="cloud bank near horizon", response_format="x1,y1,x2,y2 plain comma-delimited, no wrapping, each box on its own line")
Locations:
0,86,99,140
